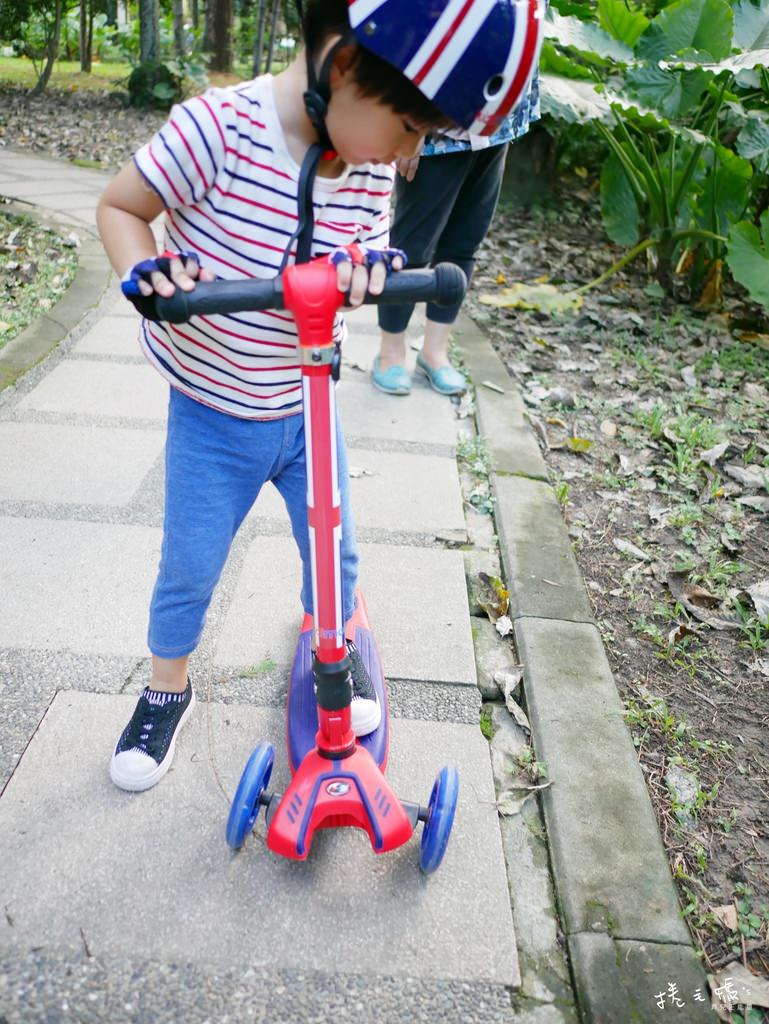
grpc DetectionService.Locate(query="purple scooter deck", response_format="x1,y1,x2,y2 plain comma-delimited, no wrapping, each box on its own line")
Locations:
287,590,389,774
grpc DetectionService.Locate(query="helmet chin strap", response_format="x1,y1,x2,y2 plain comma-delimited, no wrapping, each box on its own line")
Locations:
280,35,351,268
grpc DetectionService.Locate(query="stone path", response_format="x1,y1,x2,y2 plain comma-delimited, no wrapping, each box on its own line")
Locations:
0,151,576,1024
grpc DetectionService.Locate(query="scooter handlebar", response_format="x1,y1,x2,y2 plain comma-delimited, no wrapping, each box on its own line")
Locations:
151,262,467,324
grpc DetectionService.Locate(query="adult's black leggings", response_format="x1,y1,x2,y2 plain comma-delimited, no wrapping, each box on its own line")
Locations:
378,141,509,333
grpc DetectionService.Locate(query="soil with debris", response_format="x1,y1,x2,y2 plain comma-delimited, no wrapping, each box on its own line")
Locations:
0,84,166,171
466,182,769,987
0,204,79,348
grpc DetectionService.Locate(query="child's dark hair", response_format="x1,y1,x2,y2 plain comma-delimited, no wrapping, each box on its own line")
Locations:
302,0,454,130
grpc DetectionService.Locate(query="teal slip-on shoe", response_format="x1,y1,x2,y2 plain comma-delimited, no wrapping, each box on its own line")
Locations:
371,355,412,396
415,353,467,396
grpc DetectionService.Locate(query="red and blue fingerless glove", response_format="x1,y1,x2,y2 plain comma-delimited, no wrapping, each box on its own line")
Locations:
121,250,201,321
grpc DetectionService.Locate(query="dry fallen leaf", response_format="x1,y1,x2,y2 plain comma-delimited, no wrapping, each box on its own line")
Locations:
504,691,530,731
496,779,553,816
495,614,514,638
699,442,730,466
710,962,769,1011
566,436,593,454
666,571,742,630
614,538,651,562
477,572,509,622
712,904,738,931
723,463,769,489
746,580,769,626
479,281,584,315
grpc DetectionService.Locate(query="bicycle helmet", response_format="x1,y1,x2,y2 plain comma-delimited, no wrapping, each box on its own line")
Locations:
347,0,545,135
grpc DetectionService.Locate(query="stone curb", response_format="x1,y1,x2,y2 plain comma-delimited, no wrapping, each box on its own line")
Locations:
456,312,715,1022
0,203,111,393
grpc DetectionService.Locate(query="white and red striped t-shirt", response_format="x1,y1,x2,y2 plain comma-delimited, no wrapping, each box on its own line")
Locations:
133,75,394,419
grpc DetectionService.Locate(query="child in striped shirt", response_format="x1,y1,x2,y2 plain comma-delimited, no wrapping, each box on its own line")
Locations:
96,0,545,792
96,1,452,794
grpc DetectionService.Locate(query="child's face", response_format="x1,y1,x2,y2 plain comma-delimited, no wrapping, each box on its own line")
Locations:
326,78,427,167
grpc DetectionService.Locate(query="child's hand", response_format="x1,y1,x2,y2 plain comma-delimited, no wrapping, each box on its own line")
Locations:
328,245,407,308
121,250,214,318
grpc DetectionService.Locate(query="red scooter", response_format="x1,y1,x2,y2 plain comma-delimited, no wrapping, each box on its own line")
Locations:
154,258,464,872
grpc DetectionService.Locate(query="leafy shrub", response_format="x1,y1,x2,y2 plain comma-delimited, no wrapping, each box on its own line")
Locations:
126,60,184,108
541,0,769,308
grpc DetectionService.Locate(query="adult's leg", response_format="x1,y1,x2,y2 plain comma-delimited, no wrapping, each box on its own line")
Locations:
377,151,475,372
425,142,509,333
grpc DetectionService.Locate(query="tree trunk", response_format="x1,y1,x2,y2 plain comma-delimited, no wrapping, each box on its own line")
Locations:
209,0,233,72
203,0,216,53
172,0,185,58
80,0,92,72
191,0,199,31
105,0,118,27
30,0,63,97
252,0,267,77
265,0,280,74
139,0,160,64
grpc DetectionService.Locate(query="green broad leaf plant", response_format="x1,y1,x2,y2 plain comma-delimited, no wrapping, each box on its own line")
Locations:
541,0,769,308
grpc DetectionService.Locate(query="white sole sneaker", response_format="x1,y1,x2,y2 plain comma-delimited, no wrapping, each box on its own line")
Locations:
110,690,196,792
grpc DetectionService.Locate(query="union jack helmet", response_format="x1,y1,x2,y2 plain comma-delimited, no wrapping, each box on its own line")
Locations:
347,0,546,136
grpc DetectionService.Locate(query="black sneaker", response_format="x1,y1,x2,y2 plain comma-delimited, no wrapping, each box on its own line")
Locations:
110,681,195,792
346,640,381,737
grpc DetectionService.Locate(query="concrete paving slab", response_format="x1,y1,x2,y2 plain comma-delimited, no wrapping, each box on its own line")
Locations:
514,616,690,945
0,422,163,506
0,691,518,986
17,360,169,421
494,474,594,625
250,449,465,536
71,315,142,357
0,179,101,198
0,517,159,656
216,536,477,684
337,375,458,447
568,934,714,1023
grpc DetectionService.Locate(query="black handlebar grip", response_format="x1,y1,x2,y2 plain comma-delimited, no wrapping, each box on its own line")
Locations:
152,278,283,323
149,262,466,323
367,262,467,309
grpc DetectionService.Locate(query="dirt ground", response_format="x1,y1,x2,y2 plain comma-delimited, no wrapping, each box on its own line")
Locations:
466,184,769,985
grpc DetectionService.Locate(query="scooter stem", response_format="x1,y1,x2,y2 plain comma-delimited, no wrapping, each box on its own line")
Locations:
282,261,354,756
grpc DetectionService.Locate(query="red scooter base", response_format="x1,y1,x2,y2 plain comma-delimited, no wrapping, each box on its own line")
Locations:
265,744,415,861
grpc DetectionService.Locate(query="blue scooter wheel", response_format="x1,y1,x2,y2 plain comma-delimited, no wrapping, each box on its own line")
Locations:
226,742,275,850
419,765,459,874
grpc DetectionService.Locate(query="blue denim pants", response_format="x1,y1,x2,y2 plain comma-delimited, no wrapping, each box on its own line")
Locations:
148,387,359,658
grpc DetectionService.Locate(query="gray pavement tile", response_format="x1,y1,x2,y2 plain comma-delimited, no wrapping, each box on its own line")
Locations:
337,374,459,447
24,191,103,211
71,314,142,357
249,448,465,536
0,422,163,506
216,536,477,685
0,179,102,198
514,617,690,945
568,934,714,1023
0,692,518,986
16,359,169,420
0,517,159,657
494,474,594,625
0,949,521,1024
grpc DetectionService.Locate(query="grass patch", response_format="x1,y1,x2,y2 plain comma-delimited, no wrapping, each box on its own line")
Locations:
0,56,131,91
